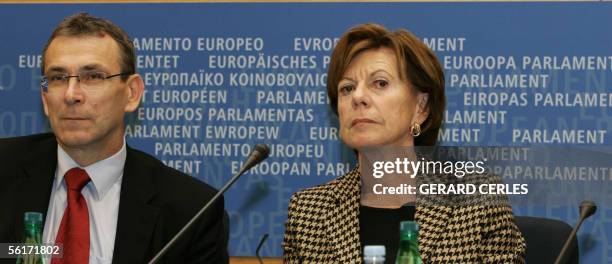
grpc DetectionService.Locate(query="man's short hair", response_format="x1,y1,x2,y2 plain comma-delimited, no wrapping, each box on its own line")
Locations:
41,13,135,81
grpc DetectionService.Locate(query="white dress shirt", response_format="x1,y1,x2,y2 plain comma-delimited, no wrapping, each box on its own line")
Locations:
42,141,126,264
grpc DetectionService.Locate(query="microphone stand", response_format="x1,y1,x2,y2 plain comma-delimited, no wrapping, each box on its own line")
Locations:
148,144,270,264
554,201,597,264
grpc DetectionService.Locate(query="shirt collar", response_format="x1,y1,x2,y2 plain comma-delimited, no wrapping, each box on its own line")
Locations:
55,140,127,200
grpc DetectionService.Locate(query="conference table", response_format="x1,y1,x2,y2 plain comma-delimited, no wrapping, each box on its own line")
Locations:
230,256,283,264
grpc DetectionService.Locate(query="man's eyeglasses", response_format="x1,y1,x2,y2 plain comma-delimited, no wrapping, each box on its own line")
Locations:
41,71,133,92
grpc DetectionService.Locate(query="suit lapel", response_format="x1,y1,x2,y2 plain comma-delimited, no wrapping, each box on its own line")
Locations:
415,197,451,261
13,137,57,242
331,168,362,263
416,205,452,262
112,147,160,264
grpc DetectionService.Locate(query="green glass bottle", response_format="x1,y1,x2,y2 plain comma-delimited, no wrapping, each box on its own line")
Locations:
395,221,422,264
16,212,44,264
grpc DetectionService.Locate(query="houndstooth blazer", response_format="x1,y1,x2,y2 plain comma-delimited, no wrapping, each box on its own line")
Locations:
282,167,526,263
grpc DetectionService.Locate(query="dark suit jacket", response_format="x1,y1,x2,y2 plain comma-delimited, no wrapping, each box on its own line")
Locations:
0,133,229,264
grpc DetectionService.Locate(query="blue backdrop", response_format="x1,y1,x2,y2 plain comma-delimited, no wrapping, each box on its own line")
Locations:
1,3,611,262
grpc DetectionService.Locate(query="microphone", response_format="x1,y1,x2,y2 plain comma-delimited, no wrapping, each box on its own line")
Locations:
255,233,269,264
554,201,597,264
148,144,270,264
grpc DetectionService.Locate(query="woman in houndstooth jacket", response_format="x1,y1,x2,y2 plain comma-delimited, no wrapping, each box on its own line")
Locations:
282,23,525,263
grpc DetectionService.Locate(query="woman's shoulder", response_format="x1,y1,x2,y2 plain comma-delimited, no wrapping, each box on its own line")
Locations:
289,167,360,207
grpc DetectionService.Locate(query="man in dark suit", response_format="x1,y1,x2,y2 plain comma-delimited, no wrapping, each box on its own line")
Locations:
0,13,228,264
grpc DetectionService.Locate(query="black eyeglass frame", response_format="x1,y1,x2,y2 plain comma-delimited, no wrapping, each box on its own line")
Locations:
41,71,133,92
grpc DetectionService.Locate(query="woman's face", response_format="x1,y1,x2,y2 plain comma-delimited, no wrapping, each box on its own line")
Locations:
337,47,428,150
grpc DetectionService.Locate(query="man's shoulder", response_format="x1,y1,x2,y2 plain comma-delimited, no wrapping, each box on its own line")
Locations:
0,132,55,146
0,133,55,159
121,147,227,263
125,147,219,205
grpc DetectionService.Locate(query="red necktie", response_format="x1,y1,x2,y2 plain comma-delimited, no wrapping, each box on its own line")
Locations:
52,168,91,264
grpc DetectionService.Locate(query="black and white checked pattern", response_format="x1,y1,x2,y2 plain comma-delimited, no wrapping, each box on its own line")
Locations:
282,167,526,263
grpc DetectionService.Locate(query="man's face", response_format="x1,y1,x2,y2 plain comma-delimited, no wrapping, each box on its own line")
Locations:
42,35,142,152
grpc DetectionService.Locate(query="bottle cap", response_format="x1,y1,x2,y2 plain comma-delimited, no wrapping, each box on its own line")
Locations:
363,245,386,256
399,221,419,234
24,212,43,224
